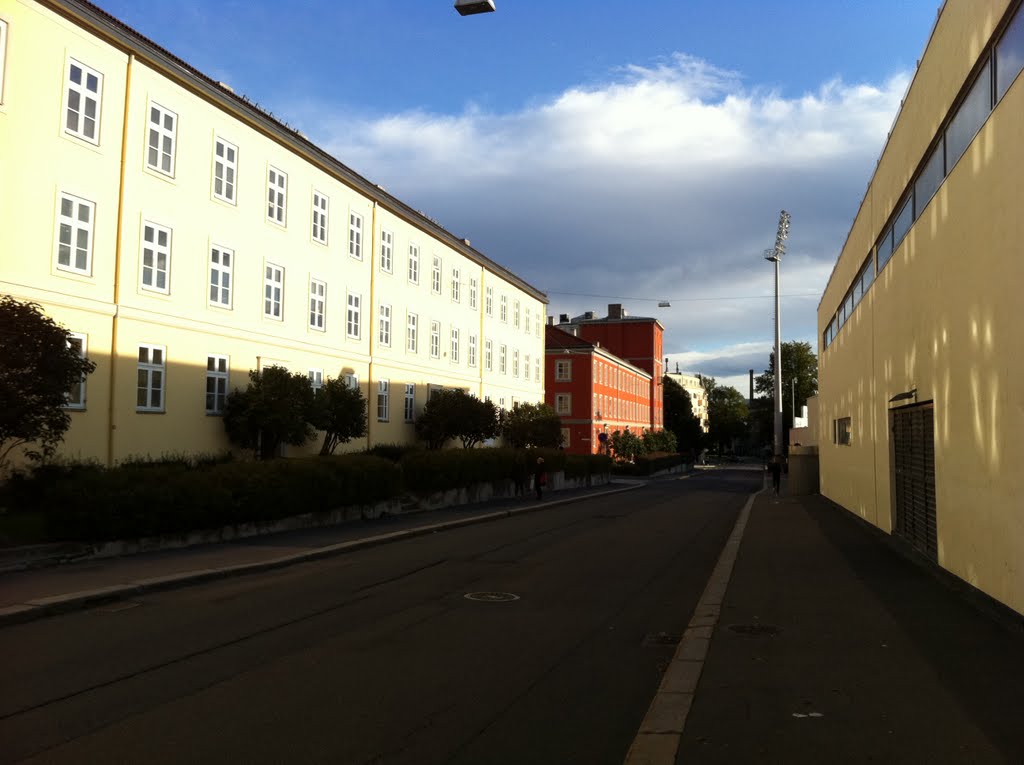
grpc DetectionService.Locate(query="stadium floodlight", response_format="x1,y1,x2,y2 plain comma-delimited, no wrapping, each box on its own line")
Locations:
455,0,496,15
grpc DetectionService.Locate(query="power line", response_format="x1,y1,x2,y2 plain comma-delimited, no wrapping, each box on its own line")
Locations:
543,289,820,303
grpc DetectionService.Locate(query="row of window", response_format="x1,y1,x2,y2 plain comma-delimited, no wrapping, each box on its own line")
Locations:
550,391,651,422
552,358,651,396
824,2,1024,350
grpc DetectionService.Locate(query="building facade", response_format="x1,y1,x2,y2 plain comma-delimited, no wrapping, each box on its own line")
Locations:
817,0,1024,616
0,0,546,464
665,371,709,433
544,325,652,454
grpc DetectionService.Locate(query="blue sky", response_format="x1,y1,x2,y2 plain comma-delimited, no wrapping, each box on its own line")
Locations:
99,0,940,392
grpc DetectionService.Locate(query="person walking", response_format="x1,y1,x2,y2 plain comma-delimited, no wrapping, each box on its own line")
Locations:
534,456,546,501
770,454,782,496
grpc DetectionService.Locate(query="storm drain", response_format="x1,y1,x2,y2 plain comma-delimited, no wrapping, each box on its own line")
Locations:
728,623,781,637
642,632,682,647
464,591,520,602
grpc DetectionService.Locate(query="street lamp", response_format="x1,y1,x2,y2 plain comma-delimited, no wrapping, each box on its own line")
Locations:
763,209,791,458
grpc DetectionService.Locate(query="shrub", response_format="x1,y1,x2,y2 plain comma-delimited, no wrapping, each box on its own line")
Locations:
564,454,613,479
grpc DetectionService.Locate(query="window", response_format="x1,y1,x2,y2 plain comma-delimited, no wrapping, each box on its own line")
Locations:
408,244,420,284
431,256,442,294
451,328,460,363
137,345,165,412
343,373,359,390
485,286,494,317
209,246,233,308
264,264,283,319
996,5,1024,101
64,59,102,144
485,339,493,371
349,211,363,259
0,19,7,103
499,344,507,374
404,383,416,422
407,312,418,353
525,308,531,334
876,226,894,271
309,279,326,331
561,428,570,448
379,304,392,346
377,380,390,421
147,103,177,176
347,293,361,338
555,393,572,415
892,195,913,249
380,230,393,273
535,357,540,383
468,334,478,367
555,359,572,381
451,268,461,302
312,191,329,244
524,354,530,380
65,333,87,409
56,193,95,275
500,295,508,322
213,137,237,203
469,278,478,309
834,417,852,446
308,368,323,392
513,300,520,329
430,321,441,358
140,222,171,294
945,59,992,170
914,142,944,215
206,355,229,414
267,167,287,225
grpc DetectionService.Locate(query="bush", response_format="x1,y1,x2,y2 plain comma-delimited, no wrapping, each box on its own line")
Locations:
614,451,686,476
363,442,420,462
564,454,613,480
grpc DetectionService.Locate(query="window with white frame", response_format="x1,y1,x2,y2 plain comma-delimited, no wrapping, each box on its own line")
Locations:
264,263,283,319
485,286,493,317
213,137,237,203
561,428,570,448
536,319,541,338
512,349,519,377
408,244,420,284
380,230,393,273
451,268,461,302
379,303,392,346
431,256,442,294
499,344,507,374
206,355,229,414
64,59,102,144
56,193,95,275
524,354,530,380
65,333,87,409
404,383,416,422
468,334,478,367
555,359,572,381
0,20,8,104
513,300,520,328
377,380,390,421
500,295,508,322
137,344,165,412
309,279,326,330
308,368,323,391
407,312,418,353
209,246,232,308
535,357,540,383
147,102,177,176
430,321,441,358
312,191,328,244
485,339,493,371
525,308,531,334
469,278,478,309
267,166,287,225
348,211,363,259
343,373,359,390
347,293,361,338
450,328,460,363
140,222,171,294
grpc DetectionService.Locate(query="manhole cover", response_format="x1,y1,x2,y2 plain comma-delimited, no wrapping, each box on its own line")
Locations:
464,591,520,602
642,632,682,647
728,623,781,637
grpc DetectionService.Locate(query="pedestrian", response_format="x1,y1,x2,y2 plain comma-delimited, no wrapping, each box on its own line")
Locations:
534,456,546,500
770,454,782,496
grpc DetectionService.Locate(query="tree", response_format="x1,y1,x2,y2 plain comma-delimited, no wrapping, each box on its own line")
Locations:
457,395,501,449
415,389,500,449
707,386,749,454
662,375,703,454
0,296,96,472
223,366,315,460
754,341,818,451
502,402,563,449
610,429,644,462
642,429,677,454
309,377,367,455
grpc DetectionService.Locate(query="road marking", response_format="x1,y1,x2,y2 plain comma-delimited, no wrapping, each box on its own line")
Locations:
623,486,762,765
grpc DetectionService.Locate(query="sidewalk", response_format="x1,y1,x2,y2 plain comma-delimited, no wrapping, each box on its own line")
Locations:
674,487,1024,764
0,481,641,627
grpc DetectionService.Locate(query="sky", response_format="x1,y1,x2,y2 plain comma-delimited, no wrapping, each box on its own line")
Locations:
97,0,941,394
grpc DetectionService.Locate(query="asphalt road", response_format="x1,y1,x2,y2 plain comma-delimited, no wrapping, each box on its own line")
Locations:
0,469,761,765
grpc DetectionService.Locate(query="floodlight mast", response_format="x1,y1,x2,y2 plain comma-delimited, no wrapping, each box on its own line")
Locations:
764,210,790,459
454,0,496,15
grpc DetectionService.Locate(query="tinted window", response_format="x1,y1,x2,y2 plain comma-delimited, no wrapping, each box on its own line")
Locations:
861,259,875,293
914,141,945,215
877,227,894,270
892,196,914,248
996,5,1024,101
946,59,992,169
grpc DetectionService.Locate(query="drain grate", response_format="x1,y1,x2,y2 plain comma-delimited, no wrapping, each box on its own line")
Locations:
464,591,520,602
642,632,682,647
728,623,781,637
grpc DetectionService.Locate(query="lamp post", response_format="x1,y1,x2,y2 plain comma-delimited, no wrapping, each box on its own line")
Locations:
763,210,791,458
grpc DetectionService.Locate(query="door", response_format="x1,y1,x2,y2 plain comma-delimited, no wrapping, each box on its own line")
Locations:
891,403,937,561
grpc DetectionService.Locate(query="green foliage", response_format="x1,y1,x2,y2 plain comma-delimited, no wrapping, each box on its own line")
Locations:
414,389,500,449
642,429,677,453
612,451,685,476
502,402,563,449
707,385,750,454
223,366,315,460
563,454,613,480
310,377,368,455
753,340,819,450
662,375,703,452
363,442,419,462
610,429,644,462
0,296,97,472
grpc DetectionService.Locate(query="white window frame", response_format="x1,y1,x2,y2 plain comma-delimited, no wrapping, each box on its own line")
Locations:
535,357,541,383
484,339,493,371
55,192,95,275
212,137,237,204
379,303,392,347
450,327,460,363
561,428,571,448
431,256,442,294
140,221,172,294
137,344,166,413
209,245,233,309
380,229,393,273
556,359,572,381
407,312,418,353
500,295,508,323
514,300,521,329
309,278,326,331
408,244,420,284
206,355,229,415
308,368,324,392
343,373,359,390
430,321,441,359
468,334,478,368
524,354,530,380
525,308,531,334
146,102,177,177
267,166,287,226
485,286,493,317
347,292,362,339
468,278,478,309
513,349,520,377
404,383,416,422
377,379,390,422
451,267,461,303
348,211,363,260
264,263,284,320
64,333,88,409
499,344,507,374
63,58,103,144
312,190,329,244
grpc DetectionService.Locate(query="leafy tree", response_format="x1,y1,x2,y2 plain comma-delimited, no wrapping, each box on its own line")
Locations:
223,366,315,460
610,429,644,462
502,402,563,449
457,395,501,449
0,296,96,472
662,375,703,453
415,389,499,450
754,341,818,450
707,385,750,454
310,377,367,455
642,428,678,454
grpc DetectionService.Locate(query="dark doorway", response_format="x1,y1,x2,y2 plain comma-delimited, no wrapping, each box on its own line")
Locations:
891,402,938,561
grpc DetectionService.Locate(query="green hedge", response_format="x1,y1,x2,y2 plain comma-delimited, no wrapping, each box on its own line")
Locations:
612,451,686,476
564,454,613,479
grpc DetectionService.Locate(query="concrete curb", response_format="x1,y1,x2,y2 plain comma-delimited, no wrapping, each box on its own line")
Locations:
0,483,641,629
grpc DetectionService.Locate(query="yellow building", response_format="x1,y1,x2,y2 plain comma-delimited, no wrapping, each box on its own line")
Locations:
0,0,546,463
817,0,1024,616
665,372,709,433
